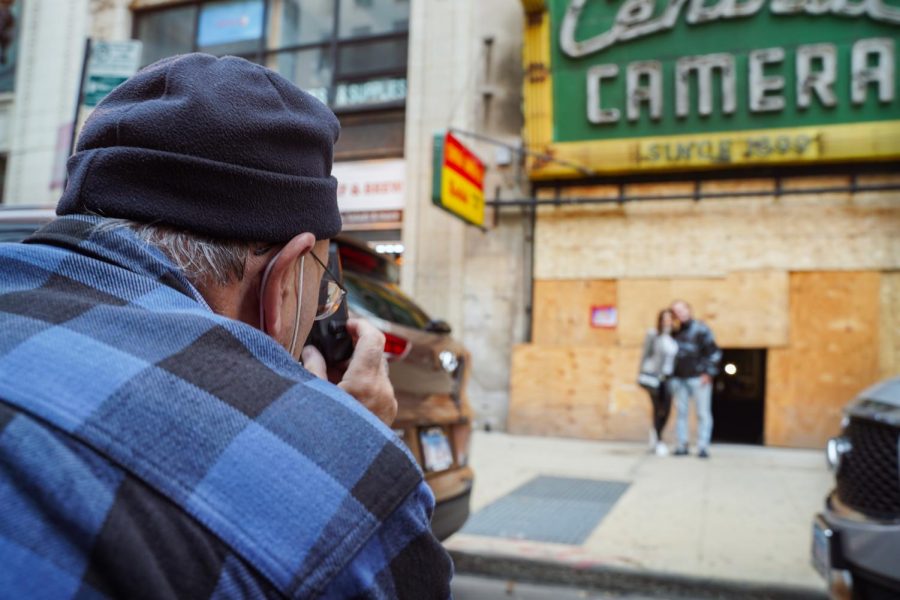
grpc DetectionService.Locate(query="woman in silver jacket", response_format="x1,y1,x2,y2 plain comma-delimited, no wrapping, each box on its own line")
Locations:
638,309,679,456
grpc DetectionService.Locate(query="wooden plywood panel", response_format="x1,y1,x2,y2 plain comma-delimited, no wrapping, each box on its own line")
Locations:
534,185,900,280
607,346,656,441
532,280,617,347
508,344,613,439
781,175,852,190
764,348,794,447
623,181,695,197
880,272,900,379
765,272,881,448
617,280,678,347
699,179,776,194
858,174,900,186
617,272,789,348
508,344,654,442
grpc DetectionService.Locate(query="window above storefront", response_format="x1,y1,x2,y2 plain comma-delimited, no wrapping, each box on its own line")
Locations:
0,0,22,94
132,0,410,111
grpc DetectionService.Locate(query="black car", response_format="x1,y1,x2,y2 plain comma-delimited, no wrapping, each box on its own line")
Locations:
813,377,900,599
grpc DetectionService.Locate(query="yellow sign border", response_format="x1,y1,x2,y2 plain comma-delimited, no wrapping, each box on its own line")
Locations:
440,165,485,227
520,4,900,180
431,132,487,228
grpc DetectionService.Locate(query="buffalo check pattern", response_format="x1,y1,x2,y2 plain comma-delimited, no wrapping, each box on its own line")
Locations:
0,216,453,599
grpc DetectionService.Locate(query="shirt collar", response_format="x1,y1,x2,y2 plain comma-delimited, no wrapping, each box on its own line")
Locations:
24,214,211,309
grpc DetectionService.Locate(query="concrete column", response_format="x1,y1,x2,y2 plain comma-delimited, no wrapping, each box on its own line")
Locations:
402,0,474,330
4,0,89,205
403,0,529,428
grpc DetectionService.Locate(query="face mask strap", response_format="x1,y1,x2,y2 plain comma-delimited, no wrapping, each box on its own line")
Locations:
288,255,304,356
259,249,305,359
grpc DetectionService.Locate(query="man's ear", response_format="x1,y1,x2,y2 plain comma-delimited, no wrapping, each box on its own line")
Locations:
261,232,316,338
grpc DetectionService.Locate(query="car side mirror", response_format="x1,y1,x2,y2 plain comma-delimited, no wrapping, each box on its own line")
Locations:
426,319,452,334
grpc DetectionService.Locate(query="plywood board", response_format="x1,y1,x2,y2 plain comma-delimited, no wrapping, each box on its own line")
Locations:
508,344,613,439
858,174,900,186
699,179,776,194
514,272,885,448
617,272,789,349
534,184,900,280
780,175,852,190
532,280,618,347
765,272,881,448
508,344,657,442
623,181,695,197
879,272,900,379
609,346,660,441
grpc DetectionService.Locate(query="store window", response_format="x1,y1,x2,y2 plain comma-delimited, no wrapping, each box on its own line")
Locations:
133,0,409,113
0,154,6,203
338,0,408,38
136,5,197,67
274,47,332,104
197,0,265,56
0,0,22,94
279,0,333,46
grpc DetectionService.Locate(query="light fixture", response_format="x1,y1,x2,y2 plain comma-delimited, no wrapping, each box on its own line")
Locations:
439,350,459,373
374,243,404,255
724,363,737,375
826,436,852,472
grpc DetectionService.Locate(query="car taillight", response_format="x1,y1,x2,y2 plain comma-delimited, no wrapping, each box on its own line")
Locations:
339,245,379,273
452,422,472,467
384,332,410,359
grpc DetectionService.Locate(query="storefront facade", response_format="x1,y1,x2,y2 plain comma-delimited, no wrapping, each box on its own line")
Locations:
508,0,900,448
4,0,409,244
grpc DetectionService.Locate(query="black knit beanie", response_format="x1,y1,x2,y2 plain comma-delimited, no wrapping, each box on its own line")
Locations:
57,53,342,242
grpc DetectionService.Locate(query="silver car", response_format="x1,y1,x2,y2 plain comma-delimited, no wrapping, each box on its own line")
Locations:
814,377,900,599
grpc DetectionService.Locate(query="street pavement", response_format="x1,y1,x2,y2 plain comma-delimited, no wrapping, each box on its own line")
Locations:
452,575,661,599
445,431,831,596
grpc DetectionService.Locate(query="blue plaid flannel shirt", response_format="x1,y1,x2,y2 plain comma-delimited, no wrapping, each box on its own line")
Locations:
0,215,453,599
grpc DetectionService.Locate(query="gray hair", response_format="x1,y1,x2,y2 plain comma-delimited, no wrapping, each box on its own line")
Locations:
90,218,259,286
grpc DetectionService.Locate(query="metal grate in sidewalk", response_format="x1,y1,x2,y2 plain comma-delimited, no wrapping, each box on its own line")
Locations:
460,476,630,545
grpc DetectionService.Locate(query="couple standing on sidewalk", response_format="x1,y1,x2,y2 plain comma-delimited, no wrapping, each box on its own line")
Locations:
638,301,721,458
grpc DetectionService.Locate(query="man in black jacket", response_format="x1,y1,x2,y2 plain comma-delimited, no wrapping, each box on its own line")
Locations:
669,300,722,458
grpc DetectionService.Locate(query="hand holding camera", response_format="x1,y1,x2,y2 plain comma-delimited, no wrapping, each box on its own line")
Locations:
301,244,397,426
303,319,396,426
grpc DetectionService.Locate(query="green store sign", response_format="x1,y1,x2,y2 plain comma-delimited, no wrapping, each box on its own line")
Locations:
521,0,900,176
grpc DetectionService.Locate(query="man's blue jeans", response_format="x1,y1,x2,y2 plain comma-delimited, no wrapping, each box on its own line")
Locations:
668,376,713,450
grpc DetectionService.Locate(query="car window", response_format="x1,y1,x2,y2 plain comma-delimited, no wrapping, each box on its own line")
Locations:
343,271,431,330
338,242,400,284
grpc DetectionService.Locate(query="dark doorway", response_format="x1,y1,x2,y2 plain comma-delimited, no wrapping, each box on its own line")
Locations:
712,349,766,445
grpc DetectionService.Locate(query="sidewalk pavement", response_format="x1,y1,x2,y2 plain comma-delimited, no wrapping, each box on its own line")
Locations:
445,431,832,596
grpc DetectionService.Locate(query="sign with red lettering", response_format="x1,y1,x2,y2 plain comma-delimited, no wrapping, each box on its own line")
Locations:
431,132,485,228
332,159,405,214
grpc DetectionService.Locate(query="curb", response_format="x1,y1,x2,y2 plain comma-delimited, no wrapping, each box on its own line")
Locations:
449,549,828,600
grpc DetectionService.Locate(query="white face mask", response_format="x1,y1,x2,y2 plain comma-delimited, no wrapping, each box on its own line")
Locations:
258,251,305,357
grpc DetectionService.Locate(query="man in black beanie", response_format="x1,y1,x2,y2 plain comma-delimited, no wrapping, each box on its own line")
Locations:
0,54,452,599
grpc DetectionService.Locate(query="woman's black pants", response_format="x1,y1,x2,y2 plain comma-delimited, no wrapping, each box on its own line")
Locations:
647,382,672,439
